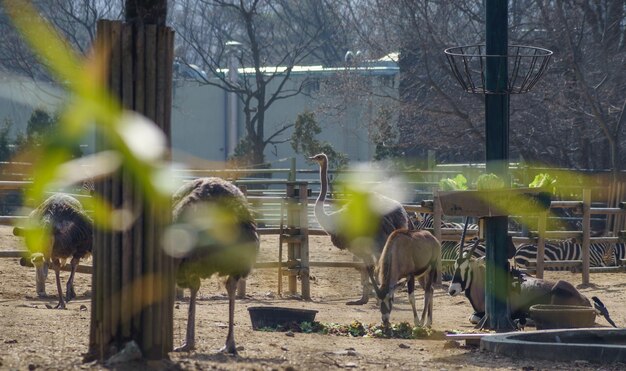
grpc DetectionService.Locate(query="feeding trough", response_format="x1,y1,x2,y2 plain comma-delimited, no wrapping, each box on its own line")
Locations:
529,304,596,330
437,188,551,217
248,306,318,330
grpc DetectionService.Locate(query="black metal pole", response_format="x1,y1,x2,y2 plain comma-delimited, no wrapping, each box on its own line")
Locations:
484,0,514,331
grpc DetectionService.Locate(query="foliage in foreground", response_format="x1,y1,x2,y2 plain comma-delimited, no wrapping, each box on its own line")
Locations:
258,320,445,340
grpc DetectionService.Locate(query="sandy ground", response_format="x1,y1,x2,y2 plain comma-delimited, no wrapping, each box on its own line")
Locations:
1,225,626,370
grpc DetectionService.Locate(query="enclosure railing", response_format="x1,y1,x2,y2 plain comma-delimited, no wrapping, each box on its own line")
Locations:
3,163,626,293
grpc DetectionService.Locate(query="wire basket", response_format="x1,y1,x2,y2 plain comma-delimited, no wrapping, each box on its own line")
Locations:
444,44,553,94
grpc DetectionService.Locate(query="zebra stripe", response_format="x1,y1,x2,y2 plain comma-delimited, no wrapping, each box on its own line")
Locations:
410,213,482,280
513,240,613,270
598,243,626,266
441,238,486,260
412,213,479,231
441,238,486,280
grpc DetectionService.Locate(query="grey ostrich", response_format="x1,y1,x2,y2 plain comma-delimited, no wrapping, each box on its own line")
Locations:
171,177,259,355
14,193,93,309
309,153,412,305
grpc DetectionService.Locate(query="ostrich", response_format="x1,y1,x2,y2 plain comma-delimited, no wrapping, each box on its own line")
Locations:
171,177,259,354
309,153,412,305
14,193,93,309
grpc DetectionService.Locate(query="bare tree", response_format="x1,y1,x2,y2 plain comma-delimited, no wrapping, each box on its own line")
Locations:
171,0,344,166
0,1,123,80
341,0,625,171
525,0,626,174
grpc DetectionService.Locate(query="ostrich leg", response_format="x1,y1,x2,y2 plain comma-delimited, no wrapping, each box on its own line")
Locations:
347,267,371,305
65,257,79,302
33,255,48,297
52,259,65,309
220,275,238,355
175,280,199,352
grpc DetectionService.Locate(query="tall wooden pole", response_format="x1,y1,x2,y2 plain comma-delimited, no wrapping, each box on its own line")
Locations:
484,0,514,331
88,9,175,362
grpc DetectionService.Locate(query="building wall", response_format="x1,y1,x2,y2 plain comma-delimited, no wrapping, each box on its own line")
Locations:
171,81,227,161
0,68,398,172
171,71,399,171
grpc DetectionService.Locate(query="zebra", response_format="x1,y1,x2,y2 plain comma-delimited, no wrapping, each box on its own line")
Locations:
410,213,483,280
596,243,626,267
513,239,616,271
411,212,479,231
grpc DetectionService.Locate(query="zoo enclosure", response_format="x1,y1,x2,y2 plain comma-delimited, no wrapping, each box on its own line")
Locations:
2,161,626,294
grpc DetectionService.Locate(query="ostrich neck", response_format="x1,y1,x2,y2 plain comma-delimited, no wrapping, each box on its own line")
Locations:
314,160,333,231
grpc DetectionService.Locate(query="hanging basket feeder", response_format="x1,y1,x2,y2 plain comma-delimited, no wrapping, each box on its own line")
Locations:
444,44,553,94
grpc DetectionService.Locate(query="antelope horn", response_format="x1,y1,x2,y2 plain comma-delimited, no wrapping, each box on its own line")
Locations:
467,238,480,259
458,216,470,259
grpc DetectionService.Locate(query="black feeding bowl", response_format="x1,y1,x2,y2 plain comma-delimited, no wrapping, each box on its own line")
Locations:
248,306,318,330
529,304,596,330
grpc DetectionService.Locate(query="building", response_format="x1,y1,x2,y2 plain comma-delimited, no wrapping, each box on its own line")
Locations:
0,55,400,171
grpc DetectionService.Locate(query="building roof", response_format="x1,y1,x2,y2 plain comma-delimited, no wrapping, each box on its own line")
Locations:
175,52,400,81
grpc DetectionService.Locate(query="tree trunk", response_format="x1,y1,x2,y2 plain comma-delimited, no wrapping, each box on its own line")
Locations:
125,0,168,25
87,19,175,362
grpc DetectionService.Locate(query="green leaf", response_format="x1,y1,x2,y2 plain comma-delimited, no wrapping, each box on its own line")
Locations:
439,174,468,191
529,173,557,189
476,173,505,190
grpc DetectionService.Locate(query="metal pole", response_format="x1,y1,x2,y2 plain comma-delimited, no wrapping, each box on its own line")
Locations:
582,189,591,285
484,0,514,331
226,41,241,158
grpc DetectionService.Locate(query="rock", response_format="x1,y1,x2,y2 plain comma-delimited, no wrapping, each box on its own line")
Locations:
285,331,294,337
4,339,17,344
105,340,142,366
281,346,289,351
28,364,36,370
344,362,358,368
399,343,411,349
79,305,87,311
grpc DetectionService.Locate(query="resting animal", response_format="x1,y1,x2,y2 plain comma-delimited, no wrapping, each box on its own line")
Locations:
448,244,617,328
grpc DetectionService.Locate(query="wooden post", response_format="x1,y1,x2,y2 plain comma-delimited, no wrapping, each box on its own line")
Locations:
433,190,442,285
299,183,310,300
286,183,297,294
582,188,591,285
88,20,174,362
536,212,546,279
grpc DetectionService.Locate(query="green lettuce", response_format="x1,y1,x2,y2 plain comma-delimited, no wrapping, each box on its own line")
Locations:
439,174,468,191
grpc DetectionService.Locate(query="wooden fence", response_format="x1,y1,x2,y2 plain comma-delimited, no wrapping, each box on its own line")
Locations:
3,166,626,292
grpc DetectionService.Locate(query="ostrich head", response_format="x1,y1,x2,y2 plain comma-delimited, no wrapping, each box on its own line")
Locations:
309,153,328,165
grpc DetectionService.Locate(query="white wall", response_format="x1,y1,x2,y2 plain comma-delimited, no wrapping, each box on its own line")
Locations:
0,69,398,172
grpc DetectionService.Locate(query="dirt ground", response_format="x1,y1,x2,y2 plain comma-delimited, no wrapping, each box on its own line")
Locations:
1,225,626,370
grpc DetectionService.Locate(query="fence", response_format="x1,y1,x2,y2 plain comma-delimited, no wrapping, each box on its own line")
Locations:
3,162,626,293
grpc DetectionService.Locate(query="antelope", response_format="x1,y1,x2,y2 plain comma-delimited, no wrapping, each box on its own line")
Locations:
370,229,441,328
448,243,617,328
